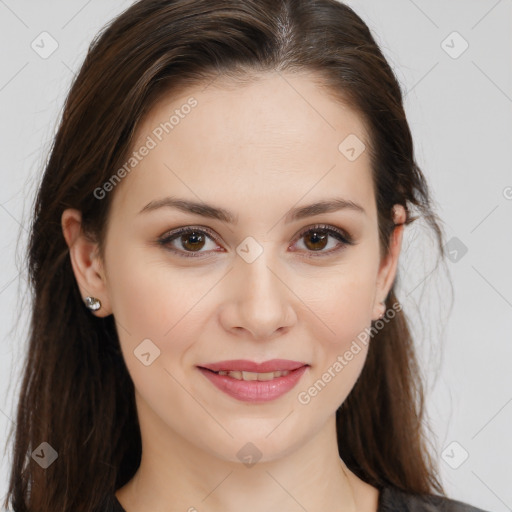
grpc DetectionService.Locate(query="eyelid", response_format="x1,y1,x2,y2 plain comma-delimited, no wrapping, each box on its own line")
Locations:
294,223,353,245
157,223,355,258
290,223,354,259
157,225,221,259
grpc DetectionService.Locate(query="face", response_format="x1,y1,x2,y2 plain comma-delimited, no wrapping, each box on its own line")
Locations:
64,71,404,464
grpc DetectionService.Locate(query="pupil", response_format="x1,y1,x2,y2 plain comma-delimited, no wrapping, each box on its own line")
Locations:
182,232,205,251
305,230,327,251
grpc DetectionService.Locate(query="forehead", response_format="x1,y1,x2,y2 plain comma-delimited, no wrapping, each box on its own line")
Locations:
110,71,374,220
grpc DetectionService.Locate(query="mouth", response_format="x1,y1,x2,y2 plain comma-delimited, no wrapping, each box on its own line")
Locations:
197,358,308,373
199,367,296,381
196,359,309,402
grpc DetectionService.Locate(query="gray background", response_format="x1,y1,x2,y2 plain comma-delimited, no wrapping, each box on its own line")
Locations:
0,1,511,510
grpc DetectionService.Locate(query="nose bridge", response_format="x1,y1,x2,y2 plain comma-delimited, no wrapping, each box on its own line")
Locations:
241,248,281,301
223,240,296,338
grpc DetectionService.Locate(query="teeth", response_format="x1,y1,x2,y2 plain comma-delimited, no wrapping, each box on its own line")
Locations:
217,370,291,381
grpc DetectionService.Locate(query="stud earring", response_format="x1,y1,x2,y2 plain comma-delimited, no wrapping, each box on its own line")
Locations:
84,296,101,311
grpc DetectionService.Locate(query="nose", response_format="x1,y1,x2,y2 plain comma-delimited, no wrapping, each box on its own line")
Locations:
218,251,297,341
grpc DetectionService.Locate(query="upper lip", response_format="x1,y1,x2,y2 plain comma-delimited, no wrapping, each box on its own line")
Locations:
198,359,308,373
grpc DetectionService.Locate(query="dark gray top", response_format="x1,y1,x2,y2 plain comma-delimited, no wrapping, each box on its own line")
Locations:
110,486,491,511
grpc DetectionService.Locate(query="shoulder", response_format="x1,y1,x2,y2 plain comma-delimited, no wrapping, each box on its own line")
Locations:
379,486,492,512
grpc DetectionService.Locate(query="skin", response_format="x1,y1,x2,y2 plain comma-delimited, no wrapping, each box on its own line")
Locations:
62,70,405,512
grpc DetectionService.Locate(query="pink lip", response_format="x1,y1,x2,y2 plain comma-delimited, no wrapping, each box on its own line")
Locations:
198,359,307,373
197,365,309,402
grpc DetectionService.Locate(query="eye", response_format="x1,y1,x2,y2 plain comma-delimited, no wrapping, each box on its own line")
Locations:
157,226,221,258
157,223,355,259
290,224,354,258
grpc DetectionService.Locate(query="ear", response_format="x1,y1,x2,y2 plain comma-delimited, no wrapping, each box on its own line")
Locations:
61,208,112,317
371,204,406,321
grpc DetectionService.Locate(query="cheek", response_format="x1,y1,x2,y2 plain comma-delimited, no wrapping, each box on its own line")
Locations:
296,250,379,400
317,279,373,369
104,244,188,369
109,268,173,339
295,274,375,413
106,241,198,336
303,263,379,343
105,245,224,380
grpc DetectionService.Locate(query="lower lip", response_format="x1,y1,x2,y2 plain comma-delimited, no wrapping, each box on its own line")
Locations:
197,366,308,403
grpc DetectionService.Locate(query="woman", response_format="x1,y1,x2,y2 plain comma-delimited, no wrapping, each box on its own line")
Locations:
4,0,491,511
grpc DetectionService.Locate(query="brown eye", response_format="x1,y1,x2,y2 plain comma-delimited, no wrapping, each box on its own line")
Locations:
158,227,220,258
303,230,329,251
180,231,206,252
158,224,354,260
293,224,354,258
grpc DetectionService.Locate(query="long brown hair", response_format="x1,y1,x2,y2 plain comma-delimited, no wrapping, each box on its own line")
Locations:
5,0,448,510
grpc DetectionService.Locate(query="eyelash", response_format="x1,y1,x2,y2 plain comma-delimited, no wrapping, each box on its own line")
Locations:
157,224,355,259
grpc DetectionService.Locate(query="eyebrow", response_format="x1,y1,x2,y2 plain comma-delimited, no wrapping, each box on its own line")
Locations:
139,196,366,224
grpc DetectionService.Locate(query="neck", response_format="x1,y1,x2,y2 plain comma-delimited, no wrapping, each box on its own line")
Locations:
116,397,363,512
